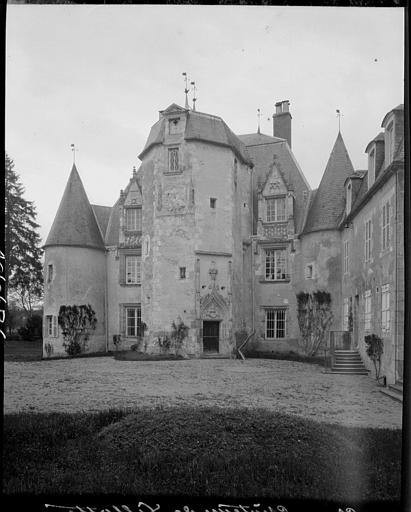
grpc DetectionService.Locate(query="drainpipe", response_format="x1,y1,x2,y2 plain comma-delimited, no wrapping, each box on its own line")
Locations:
238,166,256,360
105,249,109,353
394,169,398,383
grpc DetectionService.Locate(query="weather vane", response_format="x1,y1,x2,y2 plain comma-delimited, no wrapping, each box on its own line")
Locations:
336,109,342,132
70,144,78,165
257,108,261,134
182,72,190,109
191,81,197,111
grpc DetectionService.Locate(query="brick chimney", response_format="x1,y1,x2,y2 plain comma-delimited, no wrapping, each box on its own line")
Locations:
273,100,292,148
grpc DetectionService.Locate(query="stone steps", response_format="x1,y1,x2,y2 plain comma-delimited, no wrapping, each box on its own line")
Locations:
329,349,369,375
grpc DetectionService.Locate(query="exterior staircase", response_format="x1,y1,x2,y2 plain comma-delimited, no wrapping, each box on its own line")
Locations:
380,380,403,403
328,349,369,375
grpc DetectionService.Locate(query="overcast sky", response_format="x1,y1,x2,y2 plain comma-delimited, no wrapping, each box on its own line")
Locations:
6,5,404,244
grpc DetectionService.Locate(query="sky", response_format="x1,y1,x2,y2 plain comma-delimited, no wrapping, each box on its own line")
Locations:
6,5,404,245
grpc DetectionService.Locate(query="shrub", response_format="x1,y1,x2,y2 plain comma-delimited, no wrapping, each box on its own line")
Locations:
17,315,42,340
58,304,97,356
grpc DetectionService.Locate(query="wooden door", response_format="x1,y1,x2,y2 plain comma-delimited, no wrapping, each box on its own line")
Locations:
203,321,219,353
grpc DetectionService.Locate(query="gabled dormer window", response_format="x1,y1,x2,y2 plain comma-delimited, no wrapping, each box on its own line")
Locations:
368,148,375,189
386,122,394,166
346,183,352,215
125,207,142,231
266,197,286,222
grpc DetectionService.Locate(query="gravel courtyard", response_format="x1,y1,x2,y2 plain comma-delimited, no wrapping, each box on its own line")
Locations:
4,357,402,428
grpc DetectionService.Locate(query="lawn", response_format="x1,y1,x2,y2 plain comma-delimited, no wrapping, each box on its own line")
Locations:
3,407,402,501
3,339,43,361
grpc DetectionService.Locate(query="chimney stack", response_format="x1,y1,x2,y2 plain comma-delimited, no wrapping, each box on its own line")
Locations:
273,100,292,148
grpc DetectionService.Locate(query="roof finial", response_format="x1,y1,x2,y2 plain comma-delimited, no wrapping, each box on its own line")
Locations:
191,81,197,111
336,109,342,133
70,143,78,165
257,108,261,134
182,72,190,109
133,166,137,178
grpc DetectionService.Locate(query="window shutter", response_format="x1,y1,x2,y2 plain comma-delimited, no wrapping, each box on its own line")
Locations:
52,316,58,337
120,306,125,336
119,254,125,285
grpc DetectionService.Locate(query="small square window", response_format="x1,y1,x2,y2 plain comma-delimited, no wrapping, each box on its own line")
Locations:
179,267,186,279
210,198,217,209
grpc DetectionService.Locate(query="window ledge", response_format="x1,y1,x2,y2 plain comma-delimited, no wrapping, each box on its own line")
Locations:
260,278,290,283
164,170,183,176
123,283,142,287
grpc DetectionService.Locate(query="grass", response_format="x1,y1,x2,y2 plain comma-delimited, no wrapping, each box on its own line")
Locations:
3,339,43,361
114,351,185,361
3,407,401,500
244,350,329,366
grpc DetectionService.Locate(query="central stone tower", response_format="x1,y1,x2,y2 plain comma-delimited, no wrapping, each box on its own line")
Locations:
138,103,253,356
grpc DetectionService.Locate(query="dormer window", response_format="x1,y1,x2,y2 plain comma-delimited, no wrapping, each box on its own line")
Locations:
368,149,375,189
386,122,394,166
125,207,142,231
346,183,352,215
266,197,286,222
168,148,180,172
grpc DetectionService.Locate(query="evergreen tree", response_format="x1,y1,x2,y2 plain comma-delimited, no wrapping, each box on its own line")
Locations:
5,154,44,326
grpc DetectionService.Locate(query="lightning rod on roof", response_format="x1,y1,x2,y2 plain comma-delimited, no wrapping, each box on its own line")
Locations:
70,144,78,165
191,81,197,111
257,108,261,134
182,72,190,109
336,109,342,132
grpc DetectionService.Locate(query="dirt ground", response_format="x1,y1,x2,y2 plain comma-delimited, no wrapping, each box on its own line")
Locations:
3,357,402,429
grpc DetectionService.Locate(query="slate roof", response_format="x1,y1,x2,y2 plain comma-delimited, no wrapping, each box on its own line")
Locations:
237,133,285,146
365,131,384,153
91,204,112,240
104,198,121,246
381,103,404,127
44,165,105,250
139,104,253,166
185,111,253,166
302,132,354,234
238,132,311,234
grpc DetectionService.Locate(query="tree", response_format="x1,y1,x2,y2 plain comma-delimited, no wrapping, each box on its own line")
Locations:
5,154,44,326
364,334,384,381
58,304,97,356
296,290,334,356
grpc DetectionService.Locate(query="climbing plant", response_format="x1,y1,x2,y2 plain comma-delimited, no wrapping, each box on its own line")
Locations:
58,304,97,356
296,290,333,356
170,318,189,353
364,334,384,381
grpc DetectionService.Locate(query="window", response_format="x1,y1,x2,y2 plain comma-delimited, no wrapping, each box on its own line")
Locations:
210,198,217,209
365,219,372,262
168,148,179,172
368,149,375,189
364,290,372,331
179,267,186,279
46,315,58,337
47,264,53,283
343,240,349,274
125,207,142,231
382,201,390,250
125,306,142,337
126,255,141,284
342,297,349,331
265,309,286,339
305,264,313,279
266,197,286,222
381,284,390,332
265,249,287,280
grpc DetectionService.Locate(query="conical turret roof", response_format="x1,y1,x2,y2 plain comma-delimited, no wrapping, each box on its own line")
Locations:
303,132,354,234
44,164,105,250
